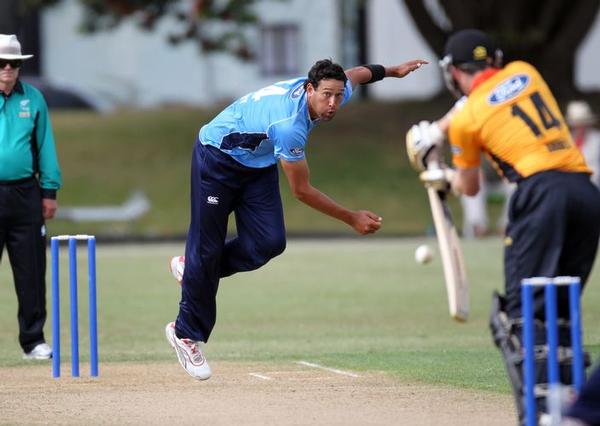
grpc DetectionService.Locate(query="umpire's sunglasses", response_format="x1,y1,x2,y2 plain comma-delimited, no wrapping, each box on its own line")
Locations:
0,59,23,69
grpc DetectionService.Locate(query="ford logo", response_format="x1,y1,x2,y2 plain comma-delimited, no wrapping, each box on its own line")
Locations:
488,75,529,104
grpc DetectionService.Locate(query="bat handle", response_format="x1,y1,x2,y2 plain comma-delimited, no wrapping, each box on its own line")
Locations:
428,160,441,170
426,146,442,170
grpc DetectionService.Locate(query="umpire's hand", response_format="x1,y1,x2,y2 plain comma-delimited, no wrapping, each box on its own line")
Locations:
42,198,57,219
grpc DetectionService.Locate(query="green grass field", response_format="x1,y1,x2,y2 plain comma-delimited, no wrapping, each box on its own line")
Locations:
1,239,598,394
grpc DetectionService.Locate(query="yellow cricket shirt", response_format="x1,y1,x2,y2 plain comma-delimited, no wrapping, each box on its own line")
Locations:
448,61,590,182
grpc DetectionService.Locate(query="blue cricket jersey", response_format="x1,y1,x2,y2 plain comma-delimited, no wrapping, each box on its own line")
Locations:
199,77,353,168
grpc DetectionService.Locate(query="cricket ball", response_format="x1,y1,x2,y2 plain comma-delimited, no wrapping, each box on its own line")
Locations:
415,244,434,264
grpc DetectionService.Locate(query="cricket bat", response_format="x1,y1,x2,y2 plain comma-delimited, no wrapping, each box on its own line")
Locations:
425,151,469,322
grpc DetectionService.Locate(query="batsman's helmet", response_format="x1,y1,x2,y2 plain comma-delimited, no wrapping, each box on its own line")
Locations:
439,29,503,98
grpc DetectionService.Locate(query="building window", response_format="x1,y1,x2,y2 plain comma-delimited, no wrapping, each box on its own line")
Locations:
260,24,299,76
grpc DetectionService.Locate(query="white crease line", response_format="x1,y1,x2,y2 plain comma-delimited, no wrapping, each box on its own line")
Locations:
249,372,273,380
296,361,360,378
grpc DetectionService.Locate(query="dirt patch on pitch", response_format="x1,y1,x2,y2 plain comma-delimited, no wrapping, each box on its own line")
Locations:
0,361,514,425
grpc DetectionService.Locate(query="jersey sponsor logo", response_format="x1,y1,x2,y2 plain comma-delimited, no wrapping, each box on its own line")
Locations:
290,147,304,156
207,196,219,205
291,84,304,99
488,74,529,105
19,111,31,118
450,145,462,155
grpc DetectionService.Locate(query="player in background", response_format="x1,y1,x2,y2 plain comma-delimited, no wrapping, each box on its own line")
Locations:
566,100,600,188
460,161,515,238
166,58,427,381
405,29,600,424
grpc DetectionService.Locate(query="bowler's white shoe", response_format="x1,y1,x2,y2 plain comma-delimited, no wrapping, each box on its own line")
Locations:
169,256,185,285
165,322,211,380
23,342,52,360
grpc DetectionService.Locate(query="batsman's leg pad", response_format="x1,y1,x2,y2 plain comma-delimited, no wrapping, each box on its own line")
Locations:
531,322,591,420
490,301,592,425
549,321,591,385
489,291,527,423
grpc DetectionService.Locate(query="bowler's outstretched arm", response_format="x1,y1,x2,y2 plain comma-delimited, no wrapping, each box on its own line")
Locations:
280,158,382,235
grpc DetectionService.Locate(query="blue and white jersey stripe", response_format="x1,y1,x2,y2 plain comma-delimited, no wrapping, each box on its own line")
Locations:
199,77,353,168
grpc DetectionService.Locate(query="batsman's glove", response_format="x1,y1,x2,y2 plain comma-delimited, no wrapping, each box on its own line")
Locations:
405,120,445,172
419,167,456,193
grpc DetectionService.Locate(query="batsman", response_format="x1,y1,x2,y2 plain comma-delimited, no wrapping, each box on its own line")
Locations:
406,29,600,424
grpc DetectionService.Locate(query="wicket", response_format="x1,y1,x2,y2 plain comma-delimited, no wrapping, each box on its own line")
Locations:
51,234,98,378
521,276,584,426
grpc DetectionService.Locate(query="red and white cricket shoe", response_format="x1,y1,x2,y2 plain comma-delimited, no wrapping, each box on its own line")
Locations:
165,322,211,380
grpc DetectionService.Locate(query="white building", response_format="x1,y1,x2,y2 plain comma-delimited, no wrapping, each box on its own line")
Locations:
40,0,600,109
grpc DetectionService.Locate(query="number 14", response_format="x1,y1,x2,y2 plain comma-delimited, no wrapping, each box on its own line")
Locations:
511,91,561,137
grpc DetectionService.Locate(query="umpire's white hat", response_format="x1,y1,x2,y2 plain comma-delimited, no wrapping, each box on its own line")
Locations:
0,34,34,60
566,101,597,127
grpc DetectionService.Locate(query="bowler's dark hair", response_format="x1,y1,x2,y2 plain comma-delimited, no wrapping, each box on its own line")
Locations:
304,59,347,89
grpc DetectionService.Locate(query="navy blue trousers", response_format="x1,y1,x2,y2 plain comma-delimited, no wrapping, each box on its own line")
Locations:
499,171,600,421
504,171,600,320
176,141,286,342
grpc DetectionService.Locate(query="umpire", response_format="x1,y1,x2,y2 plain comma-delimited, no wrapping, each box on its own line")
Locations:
0,34,62,359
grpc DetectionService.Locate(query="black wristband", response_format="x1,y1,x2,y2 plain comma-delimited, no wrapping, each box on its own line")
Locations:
363,64,386,84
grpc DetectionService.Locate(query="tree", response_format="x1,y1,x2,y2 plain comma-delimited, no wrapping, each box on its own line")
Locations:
11,0,284,61
0,0,19,34
403,0,600,99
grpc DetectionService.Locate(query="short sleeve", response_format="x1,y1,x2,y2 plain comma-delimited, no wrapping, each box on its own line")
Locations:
448,105,481,169
341,79,353,106
272,121,307,162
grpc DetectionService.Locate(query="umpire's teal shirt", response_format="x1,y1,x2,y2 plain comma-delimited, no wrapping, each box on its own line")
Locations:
0,80,61,198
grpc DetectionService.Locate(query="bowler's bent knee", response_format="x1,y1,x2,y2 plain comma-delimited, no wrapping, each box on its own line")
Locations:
252,235,286,268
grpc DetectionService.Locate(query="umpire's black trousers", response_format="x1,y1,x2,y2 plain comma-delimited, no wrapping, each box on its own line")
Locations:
0,177,48,353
